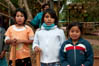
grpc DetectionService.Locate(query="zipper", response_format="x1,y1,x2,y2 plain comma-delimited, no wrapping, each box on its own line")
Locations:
74,45,76,64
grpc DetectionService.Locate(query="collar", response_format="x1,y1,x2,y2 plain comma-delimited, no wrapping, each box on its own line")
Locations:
67,37,85,44
12,25,26,31
40,25,58,30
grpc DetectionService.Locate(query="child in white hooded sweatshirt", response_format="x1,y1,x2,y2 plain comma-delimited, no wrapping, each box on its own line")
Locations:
32,8,66,66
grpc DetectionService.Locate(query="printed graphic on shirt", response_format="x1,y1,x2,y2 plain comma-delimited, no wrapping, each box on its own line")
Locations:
64,44,86,52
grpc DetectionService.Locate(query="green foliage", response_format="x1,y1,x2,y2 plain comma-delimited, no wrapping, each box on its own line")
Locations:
59,0,99,22
27,0,41,17
72,0,84,3
10,0,18,8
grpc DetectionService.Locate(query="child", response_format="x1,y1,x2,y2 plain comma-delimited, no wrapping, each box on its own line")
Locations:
32,8,66,66
5,8,34,66
0,15,8,66
30,3,50,29
59,22,94,66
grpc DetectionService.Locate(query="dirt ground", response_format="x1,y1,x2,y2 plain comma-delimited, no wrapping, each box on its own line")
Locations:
85,38,99,66
94,59,99,66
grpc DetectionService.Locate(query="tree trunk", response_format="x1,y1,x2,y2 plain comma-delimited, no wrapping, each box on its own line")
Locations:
37,0,44,6
4,0,16,12
0,2,8,8
37,0,49,6
18,0,23,8
49,0,54,9
0,12,11,18
45,0,49,4
23,0,33,21
58,0,61,17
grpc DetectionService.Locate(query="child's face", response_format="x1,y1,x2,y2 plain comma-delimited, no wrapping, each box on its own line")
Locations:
44,5,49,11
15,11,25,25
44,13,55,25
69,26,81,41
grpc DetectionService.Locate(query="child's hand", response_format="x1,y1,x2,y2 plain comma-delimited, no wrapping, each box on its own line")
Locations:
16,40,24,44
67,65,70,66
34,46,41,53
11,39,24,45
81,64,85,66
11,39,17,46
0,50,5,59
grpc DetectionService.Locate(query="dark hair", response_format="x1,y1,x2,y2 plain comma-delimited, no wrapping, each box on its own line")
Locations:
66,22,83,38
41,3,49,10
0,15,4,27
13,8,27,24
41,8,58,25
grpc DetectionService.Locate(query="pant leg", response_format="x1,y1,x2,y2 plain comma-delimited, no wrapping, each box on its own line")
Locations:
9,59,24,66
41,63,47,66
41,63,60,66
0,57,8,66
24,57,32,66
49,63,60,66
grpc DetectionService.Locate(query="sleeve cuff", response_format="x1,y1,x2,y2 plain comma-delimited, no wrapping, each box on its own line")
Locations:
32,44,39,51
4,36,10,42
29,36,34,40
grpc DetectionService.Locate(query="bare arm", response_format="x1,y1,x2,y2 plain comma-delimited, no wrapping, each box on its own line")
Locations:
16,40,33,45
6,39,17,45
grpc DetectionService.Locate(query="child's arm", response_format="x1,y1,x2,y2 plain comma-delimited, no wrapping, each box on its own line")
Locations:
59,42,70,66
1,39,9,59
30,13,40,27
32,30,41,52
5,26,17,45
0,44,9,58
0,50,6,59
0,29,9,59
83,41,94,66
60,30,66,45
5,38,17,46
15,40,33,45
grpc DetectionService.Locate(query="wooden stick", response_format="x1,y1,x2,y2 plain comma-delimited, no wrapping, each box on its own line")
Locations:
12,45,16,66
36,52,40,66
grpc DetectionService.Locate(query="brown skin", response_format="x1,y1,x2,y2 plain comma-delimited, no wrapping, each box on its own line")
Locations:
69,26,81,45
0,50,6,59
6,39,33,46
6,39,17,46
34,46,41,53
15,39,33,45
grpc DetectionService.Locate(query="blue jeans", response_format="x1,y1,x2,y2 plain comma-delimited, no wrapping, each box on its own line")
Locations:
41,62,60,66
0,57,8,66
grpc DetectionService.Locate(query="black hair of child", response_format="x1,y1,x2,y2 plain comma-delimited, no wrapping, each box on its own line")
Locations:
13,8,27,24
41,3,49,10
41,8,58,25
0,15,4,27
66,22,83,38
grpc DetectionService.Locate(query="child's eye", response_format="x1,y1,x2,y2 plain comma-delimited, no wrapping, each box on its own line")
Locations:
45,16,49,18
21,15,24,17
16,15,24,17
76,31,79,33
71,31,74,33
16,15,19,17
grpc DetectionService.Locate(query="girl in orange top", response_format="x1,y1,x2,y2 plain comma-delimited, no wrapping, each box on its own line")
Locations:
5,8,34,66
